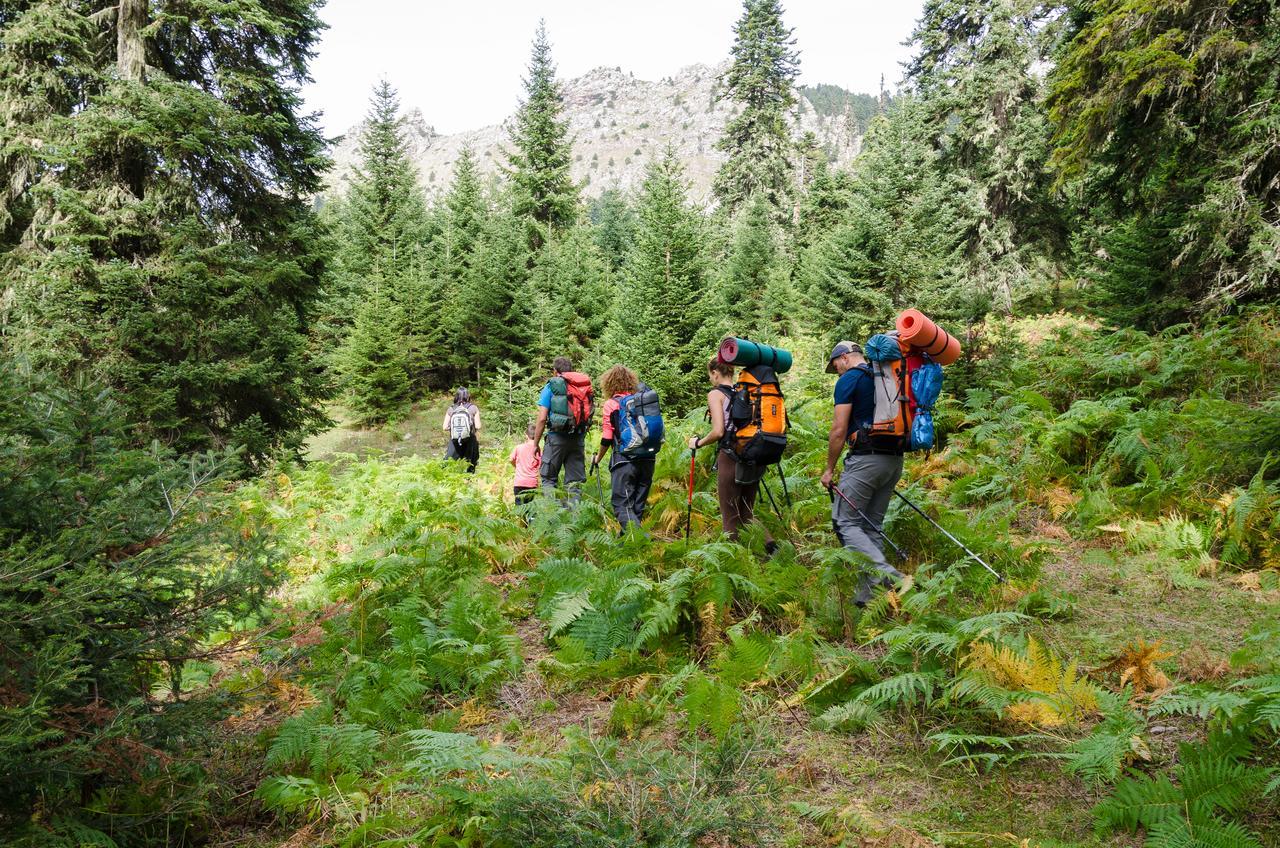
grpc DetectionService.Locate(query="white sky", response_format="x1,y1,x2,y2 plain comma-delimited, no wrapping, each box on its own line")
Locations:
302,0,925,137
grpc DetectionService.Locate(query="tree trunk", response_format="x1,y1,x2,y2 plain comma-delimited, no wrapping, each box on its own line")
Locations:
117,0,147,82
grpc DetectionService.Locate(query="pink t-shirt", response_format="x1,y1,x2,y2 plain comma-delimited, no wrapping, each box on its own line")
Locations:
600,393,627,441
509,440,541,488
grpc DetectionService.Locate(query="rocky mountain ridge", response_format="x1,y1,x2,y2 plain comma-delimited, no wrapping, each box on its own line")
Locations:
327,60,873,206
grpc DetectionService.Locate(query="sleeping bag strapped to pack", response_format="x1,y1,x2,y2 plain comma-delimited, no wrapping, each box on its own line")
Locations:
725,365,788,466
616,383,664,459
548,372,595,434
907,359,943,452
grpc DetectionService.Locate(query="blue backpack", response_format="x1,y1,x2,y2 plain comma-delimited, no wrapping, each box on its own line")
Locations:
616,384,664,459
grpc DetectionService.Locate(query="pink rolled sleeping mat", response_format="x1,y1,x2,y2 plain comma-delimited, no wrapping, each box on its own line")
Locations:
896,309,962,365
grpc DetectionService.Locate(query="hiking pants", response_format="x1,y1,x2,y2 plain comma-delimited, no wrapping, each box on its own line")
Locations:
832,452,905,604
541,432,586,502
716,451,774,544
446,436,479,473
609,458,655,531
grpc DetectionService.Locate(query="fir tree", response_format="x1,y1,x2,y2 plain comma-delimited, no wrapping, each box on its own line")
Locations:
528,227,612,364
431,145,489,376
338,283,411,425
723,193,791,335
906,0,1065,312
589,189,638,273
603,149,720,408
713,0,801,219
507,20,579,251
457,197,533,379
0,0,330,464
794,153,855,255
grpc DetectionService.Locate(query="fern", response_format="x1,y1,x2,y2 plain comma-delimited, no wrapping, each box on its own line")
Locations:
813,700,884,733
1063,704,1148,786
1146,814,1264,848
856,671,943,709
680,671,742,740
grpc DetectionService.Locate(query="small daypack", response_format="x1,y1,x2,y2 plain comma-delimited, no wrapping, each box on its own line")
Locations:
724,365,788,466
548,372,595,434
616,383,664,460
448,404,476,441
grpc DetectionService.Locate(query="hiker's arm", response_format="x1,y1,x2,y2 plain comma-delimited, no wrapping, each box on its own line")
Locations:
441,409,450,432
593,437,610,468
822,403,852,489
532,405,548,446
690,390,725,451
473,408,481,432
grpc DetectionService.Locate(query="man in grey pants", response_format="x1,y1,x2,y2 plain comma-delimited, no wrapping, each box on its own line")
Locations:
532,356,591,502
820,341,906,606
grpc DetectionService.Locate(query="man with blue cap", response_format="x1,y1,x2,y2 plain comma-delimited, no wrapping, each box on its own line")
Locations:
820,340,906,607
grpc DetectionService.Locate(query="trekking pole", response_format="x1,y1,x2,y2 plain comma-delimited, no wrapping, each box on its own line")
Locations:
685,452,696,543
776,464,792,509
827,482,908,562
892,490,1004,583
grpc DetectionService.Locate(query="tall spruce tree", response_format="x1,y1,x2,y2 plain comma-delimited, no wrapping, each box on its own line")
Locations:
458,196,533,379
589,188,638,274
1048,0,1280,319
0,0,329,464
528,226,612,364
507,20,579,252
602,149,720,408
906,0,1065,312
713,0,801,219
432,145,489,375
723,193,792,335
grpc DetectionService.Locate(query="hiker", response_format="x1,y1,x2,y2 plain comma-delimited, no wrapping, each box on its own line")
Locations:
591,365,661,532
509,422,542,506
688,357,775,552
443,388,480,473
531,356,595,502
821,340,906,606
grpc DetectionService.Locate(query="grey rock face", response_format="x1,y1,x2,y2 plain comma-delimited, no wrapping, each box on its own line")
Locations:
326,60,864,206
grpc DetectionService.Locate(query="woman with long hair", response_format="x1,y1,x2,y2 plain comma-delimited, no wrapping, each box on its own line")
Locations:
442,387,480,473
687,358,776,552
591,364,656,533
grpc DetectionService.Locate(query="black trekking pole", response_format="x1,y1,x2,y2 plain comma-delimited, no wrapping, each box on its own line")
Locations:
776,464,792,509
827,482,908,562
892,490,1004,583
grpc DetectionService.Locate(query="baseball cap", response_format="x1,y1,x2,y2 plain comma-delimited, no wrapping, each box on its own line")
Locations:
825,340,859,374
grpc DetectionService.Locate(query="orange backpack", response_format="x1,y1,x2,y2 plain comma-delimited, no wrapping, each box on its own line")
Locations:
725,365,788,466
850,333,914,448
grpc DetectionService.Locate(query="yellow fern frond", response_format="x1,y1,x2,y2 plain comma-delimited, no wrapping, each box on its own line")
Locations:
1006,699,1065,728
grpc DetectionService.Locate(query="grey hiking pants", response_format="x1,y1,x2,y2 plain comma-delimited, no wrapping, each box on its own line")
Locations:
832,452,905,604
541,431,586,502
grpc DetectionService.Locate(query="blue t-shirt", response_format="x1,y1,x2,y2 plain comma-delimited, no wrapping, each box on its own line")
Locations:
538,383,553,409
833,365,875,439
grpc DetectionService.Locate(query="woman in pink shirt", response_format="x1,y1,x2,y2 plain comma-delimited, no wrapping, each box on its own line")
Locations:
591,365,656,533
509,422,542,505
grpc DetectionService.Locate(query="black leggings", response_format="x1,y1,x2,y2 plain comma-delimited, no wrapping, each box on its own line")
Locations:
446,436,479,473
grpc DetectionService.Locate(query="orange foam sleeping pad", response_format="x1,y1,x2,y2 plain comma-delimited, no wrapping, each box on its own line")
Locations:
896,309,962,365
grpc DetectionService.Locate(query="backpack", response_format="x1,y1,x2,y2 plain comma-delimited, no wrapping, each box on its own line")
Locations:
547,372,594,434
616,384,664,460
724,365,788,466
853,332,945,452
448,404,476,441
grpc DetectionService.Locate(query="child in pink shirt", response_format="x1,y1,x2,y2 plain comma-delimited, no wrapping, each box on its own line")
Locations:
509,423,542,505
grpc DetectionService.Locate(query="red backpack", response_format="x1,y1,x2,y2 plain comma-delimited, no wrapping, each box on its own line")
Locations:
548,371,595,434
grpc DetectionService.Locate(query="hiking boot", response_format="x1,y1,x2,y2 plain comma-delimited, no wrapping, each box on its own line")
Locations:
764,540,779,558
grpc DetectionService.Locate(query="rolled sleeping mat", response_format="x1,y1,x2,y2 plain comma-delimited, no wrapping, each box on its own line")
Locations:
718,337,793,374
895,309,962,365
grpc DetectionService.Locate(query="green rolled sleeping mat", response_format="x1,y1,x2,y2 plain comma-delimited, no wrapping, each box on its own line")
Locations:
718,337,793,374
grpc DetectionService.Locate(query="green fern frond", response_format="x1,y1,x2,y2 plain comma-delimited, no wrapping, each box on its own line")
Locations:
813,700,884,734
856,671,943,709
546,590,594,638
1146,814,1265,848
1093,772,1182,832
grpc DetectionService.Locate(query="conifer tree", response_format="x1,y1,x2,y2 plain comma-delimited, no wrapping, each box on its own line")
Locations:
431,145,489,376
724,193,792,335
713,0,801,219
336,284,410,424
603,150,720,408
906,0,1064,311
457,197,533,379
507,20,579,251
794,154,855,255
331,81,434,397
0,0,329,464
589,189,638,273
528,227,612,364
